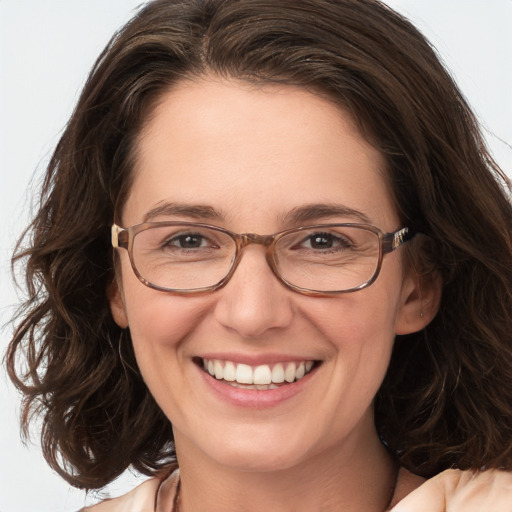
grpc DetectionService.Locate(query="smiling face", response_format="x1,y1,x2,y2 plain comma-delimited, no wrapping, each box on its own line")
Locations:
110,77,430,475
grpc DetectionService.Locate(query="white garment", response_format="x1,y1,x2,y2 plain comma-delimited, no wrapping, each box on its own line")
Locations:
80,466,423,511
80,469,180,512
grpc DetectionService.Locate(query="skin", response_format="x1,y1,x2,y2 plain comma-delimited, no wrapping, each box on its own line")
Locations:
109,77,440,512
391,469,512,511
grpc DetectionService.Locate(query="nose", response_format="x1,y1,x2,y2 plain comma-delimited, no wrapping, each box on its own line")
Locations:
213,245,294,338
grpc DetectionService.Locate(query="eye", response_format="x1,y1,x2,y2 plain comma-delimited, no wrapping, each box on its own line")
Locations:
301,232,352,251
169,233,209,249
165,232,214,249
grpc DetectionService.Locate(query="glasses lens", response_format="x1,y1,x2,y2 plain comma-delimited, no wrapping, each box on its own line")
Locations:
132,224,236,290
274,225,380,292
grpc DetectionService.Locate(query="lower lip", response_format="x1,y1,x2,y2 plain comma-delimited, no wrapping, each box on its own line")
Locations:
197,364,315,409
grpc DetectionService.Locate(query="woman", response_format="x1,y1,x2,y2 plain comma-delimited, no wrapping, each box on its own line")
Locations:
7,0,512,510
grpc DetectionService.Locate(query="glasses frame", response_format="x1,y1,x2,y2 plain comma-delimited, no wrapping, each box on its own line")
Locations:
112,221,415,296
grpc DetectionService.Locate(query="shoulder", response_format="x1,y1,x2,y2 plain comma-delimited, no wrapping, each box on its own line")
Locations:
80,478,161,512
387,466,426,509
80,470,179,512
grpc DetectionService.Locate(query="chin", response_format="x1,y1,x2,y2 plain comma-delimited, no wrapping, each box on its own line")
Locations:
179,421,315,473
209,445,308,474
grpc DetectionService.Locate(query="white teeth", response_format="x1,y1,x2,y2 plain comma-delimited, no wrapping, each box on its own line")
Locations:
229,382,280,390
223,361,236,381
271,363,285,383
235,363,253,384
214,360,223,380
253,365,272,385
230,382,250,389
202,359,315,387
284,363,296,383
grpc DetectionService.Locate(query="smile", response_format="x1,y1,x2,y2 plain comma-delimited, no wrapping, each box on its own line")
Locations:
200,358,316,390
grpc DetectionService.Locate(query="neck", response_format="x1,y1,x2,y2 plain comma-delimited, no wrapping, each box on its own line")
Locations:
173,421,397,512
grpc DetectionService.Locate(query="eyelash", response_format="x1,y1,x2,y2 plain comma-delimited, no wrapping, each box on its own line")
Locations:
296,232,354,251
163,232,215,250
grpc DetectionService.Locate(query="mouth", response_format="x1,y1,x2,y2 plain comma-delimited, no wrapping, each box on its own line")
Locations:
195,357,318,390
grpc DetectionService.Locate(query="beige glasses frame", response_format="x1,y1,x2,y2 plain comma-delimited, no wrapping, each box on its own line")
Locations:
112,222,415,296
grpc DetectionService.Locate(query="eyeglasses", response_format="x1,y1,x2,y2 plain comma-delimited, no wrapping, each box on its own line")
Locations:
111,222,415,296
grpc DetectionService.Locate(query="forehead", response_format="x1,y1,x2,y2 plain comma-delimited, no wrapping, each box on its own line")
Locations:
125,78,398,231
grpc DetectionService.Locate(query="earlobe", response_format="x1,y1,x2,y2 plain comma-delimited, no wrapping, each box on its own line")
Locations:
395,270,442,335
108,280,129,329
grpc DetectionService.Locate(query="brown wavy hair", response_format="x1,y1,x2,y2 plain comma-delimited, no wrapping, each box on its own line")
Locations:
7,0,512,490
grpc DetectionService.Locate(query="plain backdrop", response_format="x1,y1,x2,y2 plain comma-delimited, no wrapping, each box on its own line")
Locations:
1,1,511,511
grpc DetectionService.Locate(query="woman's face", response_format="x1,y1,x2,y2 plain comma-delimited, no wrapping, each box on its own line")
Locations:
110,78,426,473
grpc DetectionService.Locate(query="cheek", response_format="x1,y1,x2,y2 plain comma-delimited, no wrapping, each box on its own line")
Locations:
118,259,212,372
122,287,214,422
305,287,401,351
126,292,208,353
302,281,403,396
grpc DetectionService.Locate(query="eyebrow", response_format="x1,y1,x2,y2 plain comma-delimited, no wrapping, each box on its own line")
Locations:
142,202,225,223
282,203,372,225
142,201,372,226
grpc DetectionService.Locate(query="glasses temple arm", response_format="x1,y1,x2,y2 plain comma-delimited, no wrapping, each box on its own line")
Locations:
111,224,129,249
382,227,416,253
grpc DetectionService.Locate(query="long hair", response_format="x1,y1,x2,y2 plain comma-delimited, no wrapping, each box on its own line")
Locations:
7,0,512,489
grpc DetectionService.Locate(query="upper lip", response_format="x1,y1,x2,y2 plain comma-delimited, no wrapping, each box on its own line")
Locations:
196,353,319,366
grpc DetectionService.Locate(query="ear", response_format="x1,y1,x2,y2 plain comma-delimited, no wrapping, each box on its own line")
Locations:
107,279,129,329
395,269,442,335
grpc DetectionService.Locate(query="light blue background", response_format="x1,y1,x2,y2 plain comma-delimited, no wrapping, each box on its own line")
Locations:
1,1,511,510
